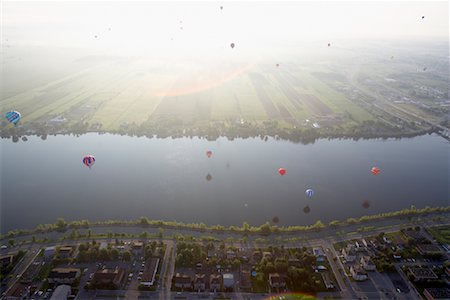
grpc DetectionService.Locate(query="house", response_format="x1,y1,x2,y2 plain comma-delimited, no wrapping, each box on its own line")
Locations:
140,258,160,287
91,267,125,289
226,250,236,260
313,247,326,262
350,266,368,281
408,267,438,282
193,274,206,291
252,251,262,262
223,273,234,291
262,251,273,260
423,288,450,300
173,273,192,290
44,247,56,260
240,270,252,291
342,245,356,262
361,239,369,248
321,272,335,289
131,241,144,254
0,254,14,268
49,285,71,300
57,246,74,259
360,256,376,271
209,274,222,292
47,268,80,284
355,241,366,252
269,273,286,289
288,258,301,267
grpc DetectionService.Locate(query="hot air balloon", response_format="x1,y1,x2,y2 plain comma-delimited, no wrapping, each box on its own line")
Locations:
423,67,427,71
362,200,370,209
83,155,96,169
94,35,98,38
230,43,235,49
5,111,21,125
327,43,331,47
278,168,286,176
421,16,425,19
206,174,212,181
305,189,314,198
206,150,212,158
220,6,223,10
272,216,280,224
276,63,279,67
391,56,394,59
303,205,311,214
371,167,380,176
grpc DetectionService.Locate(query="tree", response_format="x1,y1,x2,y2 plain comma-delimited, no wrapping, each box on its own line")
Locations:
110,249,119,260
8,239,15,247
32,235,36,243
56,218,67,230
123,251,131,261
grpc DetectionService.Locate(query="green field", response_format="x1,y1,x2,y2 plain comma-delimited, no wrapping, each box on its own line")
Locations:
1,57,377,131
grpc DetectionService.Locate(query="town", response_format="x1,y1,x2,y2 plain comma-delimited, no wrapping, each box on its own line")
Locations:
1,218,449,299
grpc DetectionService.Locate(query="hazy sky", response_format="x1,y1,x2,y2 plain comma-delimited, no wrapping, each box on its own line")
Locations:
2,1,448,57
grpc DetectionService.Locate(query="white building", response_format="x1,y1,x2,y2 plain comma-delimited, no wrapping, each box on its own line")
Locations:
50,285,71,300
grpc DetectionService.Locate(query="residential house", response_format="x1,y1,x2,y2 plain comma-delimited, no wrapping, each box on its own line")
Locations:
209,274,222,292
269,273,286,290
57,246,73,259
360,256,376,271
223,273,234,291
313,247,326,263
193,274,206,292
173,273,192,290
342,245,356,262
48,268,80,284
350,266,368,281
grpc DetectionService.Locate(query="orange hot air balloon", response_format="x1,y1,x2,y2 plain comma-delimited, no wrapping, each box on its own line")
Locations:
371,167,380,175
206,150,213,158
278,168,286,176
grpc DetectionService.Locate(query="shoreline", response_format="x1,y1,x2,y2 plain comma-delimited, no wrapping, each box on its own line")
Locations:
2,205,449,241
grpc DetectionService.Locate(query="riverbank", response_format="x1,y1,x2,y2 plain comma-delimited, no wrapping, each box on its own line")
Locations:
2,205,449,241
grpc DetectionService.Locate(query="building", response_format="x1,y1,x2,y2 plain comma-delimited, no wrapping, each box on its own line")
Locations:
321,272,335,289
209,274,222,292
44,247,56,260
0,254,14,268
360,256,376,271
47,268,80,284
408,267,438,282
313,247,326,262
342,245,356,262
57,246,73,259
193,274,206,291
131,241,144,254
226,250,236,260
350,266,368,281
49,285,71,300
269,273,286,289
355,241,366,252
262,252,273,260
240,270,252,291
223,273,234,291
91,267,125,289
423,288,450,300
173,273,192,290
288,258,301,267
141,258,160,287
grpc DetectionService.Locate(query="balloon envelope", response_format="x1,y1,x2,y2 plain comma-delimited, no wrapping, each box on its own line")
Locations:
371,167,380,175
278,168,286,176
305,189,314,198
230,43,235,49
5,111,21,125
206,150,212,158
272,216,280,223
83,155,96,168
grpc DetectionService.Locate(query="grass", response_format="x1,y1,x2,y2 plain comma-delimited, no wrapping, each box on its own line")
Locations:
426,226,450,244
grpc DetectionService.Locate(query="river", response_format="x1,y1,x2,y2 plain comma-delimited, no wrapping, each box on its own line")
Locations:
1,133,448,234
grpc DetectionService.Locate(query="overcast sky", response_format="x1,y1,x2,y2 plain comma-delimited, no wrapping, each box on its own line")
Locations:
2,1,448,57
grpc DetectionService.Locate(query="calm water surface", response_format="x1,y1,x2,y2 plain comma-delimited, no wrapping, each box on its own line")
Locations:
1,133,448,233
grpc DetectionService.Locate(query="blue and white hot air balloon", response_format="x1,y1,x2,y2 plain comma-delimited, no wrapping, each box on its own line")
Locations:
5,111,21,125
305,189,314,198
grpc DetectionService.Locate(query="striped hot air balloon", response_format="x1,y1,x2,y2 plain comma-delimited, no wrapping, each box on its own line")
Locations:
5,111,21,125
305,189,314,198
83,155,96,169
371,167,380,176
